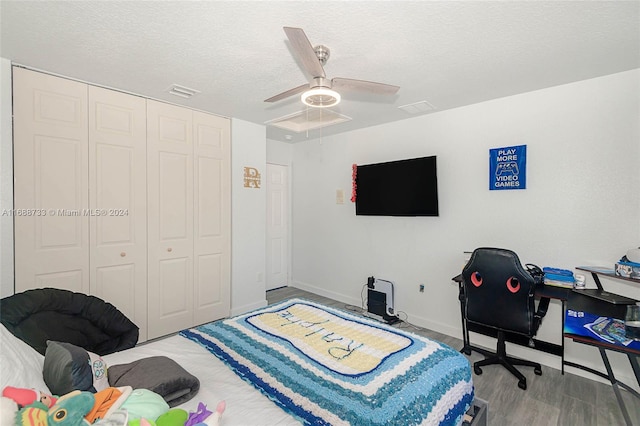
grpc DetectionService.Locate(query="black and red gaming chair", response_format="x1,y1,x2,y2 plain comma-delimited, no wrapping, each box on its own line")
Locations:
462,247,549,390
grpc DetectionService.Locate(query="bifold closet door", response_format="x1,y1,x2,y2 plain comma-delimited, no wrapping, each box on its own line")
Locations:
88,86,148,341
192,111,230,325
147,100,195,339
13,67,89,293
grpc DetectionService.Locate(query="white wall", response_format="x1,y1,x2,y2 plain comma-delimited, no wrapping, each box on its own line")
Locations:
288,70,640,387
230,119,268,315
266,138,293,166
0,58,13,298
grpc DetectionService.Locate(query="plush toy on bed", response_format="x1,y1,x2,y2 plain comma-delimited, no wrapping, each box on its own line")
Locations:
14,390,95,426
3,386,59,426
2,386,58,408
185,401,225,426
206,400,226,426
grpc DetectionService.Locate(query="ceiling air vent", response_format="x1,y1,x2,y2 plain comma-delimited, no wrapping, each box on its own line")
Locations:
167,84,200,99
398,100,436,114
265,109,352,133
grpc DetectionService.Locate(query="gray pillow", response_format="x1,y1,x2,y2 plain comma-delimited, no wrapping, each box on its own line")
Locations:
43,341,108,395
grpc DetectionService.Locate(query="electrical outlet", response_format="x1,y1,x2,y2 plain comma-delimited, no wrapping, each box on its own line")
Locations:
419,284,425,293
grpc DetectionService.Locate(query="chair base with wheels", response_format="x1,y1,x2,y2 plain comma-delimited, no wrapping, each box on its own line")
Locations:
473,330,542,390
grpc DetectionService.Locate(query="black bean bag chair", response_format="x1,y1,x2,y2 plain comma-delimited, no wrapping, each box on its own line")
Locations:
0,288,138,355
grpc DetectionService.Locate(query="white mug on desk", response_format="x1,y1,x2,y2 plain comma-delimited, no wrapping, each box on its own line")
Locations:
574,274,586,289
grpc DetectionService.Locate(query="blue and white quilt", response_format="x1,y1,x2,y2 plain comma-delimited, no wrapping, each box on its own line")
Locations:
180,298,474,425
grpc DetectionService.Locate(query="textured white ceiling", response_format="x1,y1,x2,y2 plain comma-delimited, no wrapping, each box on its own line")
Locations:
1,1,638,143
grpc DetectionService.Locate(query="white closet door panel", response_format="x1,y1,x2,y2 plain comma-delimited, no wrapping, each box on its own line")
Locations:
196,156,222,238
95,144,134,242
195,253,222,313
89,86,147,340
94,264,136,316
158,257,191,316
147,100,194,339
159,152,190,241
35,270,84,293
193,111,230,325
37,137,85,248
13,67,89,293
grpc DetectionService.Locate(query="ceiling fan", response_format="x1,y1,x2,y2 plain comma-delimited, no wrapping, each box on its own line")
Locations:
264,27,400,108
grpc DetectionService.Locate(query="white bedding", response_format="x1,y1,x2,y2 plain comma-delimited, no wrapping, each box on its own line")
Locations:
1,323,298,425
102,334,300,425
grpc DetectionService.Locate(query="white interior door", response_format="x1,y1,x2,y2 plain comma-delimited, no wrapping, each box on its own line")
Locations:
13,67,89,293
88,86,148,341
266,163,288,291
147,100,194,339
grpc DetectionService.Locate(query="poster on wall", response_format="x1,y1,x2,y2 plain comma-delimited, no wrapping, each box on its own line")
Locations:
489,144,526,190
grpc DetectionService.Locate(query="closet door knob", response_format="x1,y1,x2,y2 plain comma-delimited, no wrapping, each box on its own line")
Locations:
167,247,173,252
120,252,126,257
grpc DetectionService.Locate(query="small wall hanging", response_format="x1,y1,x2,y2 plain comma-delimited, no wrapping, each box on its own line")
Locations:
243,167,261,188
351,164,357,202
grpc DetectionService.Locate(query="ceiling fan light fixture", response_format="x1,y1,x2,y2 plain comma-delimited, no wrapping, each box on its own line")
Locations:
301,87,341,108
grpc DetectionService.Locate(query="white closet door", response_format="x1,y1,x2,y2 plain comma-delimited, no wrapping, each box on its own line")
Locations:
193,111,230,325
13,67,89,293
147,100,194,339
89,86,148,341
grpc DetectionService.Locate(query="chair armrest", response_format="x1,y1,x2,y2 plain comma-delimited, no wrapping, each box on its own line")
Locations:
533,297,551,331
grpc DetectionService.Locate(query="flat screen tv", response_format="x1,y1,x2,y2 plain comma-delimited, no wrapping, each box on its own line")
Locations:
355,155,439,216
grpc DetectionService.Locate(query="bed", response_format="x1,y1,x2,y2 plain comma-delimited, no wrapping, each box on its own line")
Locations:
1,297,474,425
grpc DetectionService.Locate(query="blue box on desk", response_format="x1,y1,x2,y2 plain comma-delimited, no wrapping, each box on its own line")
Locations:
564,309,640,351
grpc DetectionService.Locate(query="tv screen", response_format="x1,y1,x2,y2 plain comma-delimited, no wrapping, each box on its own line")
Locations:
355,156,439,216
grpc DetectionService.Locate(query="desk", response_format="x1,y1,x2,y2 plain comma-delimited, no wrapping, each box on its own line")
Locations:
454,268,640,425
563,275,640,426
452,274,570,371
576,265,640,290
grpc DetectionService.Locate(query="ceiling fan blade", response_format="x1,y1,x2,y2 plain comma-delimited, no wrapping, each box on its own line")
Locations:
283,26,325,79
332,78,400,95
264,83,309,103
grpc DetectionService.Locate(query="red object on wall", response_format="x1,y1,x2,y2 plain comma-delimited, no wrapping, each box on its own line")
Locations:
351,164,357,202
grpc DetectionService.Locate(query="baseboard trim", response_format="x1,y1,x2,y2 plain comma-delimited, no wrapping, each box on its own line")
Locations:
290,279,461,336
230,299,267,317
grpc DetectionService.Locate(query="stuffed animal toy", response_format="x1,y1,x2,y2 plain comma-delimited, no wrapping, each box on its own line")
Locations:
2,386,58,408
47,391,95,426
155,408,188,426
184,403,211,426
204,401,225,426
92,409,128,426
14,400,48,426
128,419,156,426
15,391,95,426
185,401,225,426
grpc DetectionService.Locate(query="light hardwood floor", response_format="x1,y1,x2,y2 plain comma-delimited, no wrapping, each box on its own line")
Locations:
267,287,640,426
